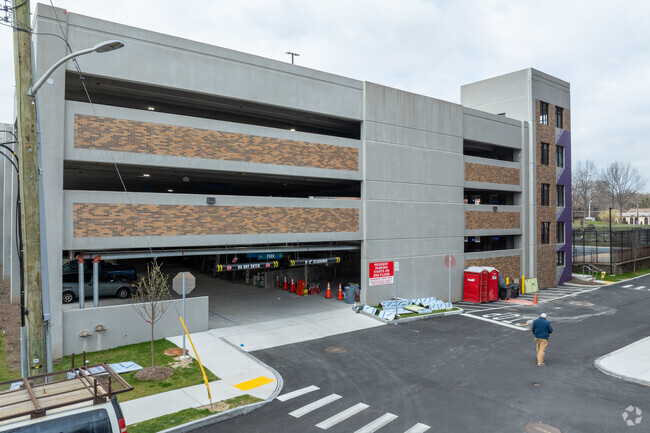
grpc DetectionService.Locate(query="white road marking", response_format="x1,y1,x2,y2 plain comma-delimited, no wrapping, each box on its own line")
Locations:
461,313,528,331
277,385,319,402
622,285,633,288
354,413,399,433
404,423,431,432
316,403,369,429
289,394,341,418
633,286,646,290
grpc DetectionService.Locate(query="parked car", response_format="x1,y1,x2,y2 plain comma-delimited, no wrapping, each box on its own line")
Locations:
0,365,131,433
62,259,138,281
0,394,127,433
62,271,136,304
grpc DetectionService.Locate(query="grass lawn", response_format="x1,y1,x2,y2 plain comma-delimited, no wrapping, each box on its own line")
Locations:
596,269,650,282
128,395,262,433
0,334,21,381
51,339,219,402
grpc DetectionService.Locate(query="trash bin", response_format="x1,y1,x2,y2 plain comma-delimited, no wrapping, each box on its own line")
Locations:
344,285,356,304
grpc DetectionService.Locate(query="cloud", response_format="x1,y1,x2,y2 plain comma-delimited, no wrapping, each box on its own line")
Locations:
0,0,648,190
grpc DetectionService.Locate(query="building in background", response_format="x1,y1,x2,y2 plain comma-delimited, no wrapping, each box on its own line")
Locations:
0,4,571,357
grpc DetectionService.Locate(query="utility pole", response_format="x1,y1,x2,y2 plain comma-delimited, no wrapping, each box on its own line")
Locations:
12,0,46,376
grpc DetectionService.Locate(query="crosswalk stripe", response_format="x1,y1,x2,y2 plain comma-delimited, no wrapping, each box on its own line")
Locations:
633,286,646,290
622,285,633,288
277,385,319,402
354,413,398,433
316,403,369,429
404,423,431,433
289,394,341,418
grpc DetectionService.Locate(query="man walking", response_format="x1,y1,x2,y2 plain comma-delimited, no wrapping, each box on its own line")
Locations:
531,313,553,366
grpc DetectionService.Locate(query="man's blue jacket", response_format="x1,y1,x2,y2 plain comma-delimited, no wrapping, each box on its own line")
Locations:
531,317,553,339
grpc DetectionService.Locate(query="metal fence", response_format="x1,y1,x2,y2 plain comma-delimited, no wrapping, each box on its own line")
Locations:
572,228,650,264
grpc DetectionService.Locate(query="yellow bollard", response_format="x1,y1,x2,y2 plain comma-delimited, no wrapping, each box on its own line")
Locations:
521,275,525,294
601,272,606,279
506,277,509,285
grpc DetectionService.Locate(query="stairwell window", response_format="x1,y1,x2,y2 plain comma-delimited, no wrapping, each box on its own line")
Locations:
541,222,550,244
541,183,550,206
557,222,565,243
541,142,550,165
557,185,565,206
556,145,564,168
556,106,564,128
540,101,549,124
556,251,565,266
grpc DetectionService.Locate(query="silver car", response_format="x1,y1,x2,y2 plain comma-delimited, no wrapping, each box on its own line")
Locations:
62,271,136,304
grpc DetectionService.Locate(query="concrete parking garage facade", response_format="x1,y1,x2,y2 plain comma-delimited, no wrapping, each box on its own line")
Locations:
0,4,571,358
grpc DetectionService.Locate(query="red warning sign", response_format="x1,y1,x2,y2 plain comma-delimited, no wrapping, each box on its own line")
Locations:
369,261,394,286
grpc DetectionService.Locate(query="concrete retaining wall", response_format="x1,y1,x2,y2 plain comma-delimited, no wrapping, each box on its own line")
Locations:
62,297,208,356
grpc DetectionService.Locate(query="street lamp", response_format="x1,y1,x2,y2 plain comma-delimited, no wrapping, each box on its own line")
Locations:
28,40,124,95
14,34,124,376
285,51,300,65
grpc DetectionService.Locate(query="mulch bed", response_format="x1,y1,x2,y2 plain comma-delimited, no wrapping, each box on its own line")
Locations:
134,366,174,381
164,347,189,357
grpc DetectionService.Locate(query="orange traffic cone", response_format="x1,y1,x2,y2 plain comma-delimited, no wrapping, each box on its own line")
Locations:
325,282,332,299
533,293,538,304
290,278,295,293
337,283,344,300
283,276,288,290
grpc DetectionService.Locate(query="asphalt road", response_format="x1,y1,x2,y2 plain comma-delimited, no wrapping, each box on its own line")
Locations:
198,276,650,433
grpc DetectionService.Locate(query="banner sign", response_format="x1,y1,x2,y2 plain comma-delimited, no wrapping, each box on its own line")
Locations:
246,253,284,260
369,261,394,286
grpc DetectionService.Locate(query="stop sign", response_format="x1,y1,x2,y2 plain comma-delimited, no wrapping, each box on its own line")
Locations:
172,272,196,295
444,254,456,269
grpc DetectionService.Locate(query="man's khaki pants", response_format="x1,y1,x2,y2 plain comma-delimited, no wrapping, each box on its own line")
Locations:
535,338,548,365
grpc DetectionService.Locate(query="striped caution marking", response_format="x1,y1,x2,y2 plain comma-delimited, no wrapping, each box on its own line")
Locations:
278,385,430,432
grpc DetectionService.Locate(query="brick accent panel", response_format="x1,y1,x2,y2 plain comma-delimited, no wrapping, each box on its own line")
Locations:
536,245,557,289
74,115,359,171
465,162,519,185
73,204,359,237
465,211,520,230
465,255,520,284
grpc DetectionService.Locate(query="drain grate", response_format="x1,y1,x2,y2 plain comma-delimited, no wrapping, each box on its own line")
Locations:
324,346,347,354
524,422,562,433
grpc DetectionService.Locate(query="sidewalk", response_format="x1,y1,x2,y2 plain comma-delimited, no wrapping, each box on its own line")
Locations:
120,306,384,427
594,336,650,387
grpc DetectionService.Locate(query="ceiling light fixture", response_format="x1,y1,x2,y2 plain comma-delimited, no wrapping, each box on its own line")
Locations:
143,173,150,177
147,106,155,111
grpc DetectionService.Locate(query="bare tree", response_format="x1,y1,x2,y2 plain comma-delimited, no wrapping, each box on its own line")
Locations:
600,161,647,220
131,262,170,367
572,159,599,219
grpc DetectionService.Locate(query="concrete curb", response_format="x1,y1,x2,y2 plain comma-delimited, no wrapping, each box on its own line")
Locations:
156,338,284,433
357,306,464,324
593,336,650,388
562,282,603,288
394,308,465,324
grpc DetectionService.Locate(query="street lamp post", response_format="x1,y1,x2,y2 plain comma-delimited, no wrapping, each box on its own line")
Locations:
285,51,300,64
12,0,124,376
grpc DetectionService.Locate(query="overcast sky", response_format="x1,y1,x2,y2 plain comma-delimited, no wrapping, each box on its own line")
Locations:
1,1,648,192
